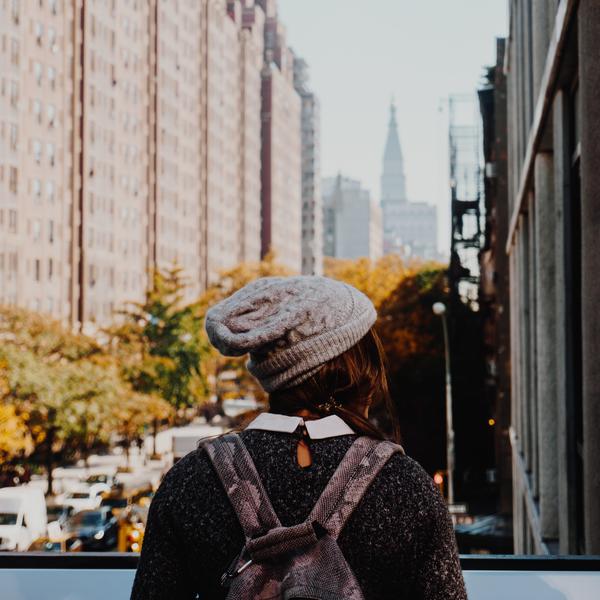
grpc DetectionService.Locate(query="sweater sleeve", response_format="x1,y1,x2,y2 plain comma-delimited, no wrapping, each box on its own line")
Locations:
130,467,195,600
413,476,467,600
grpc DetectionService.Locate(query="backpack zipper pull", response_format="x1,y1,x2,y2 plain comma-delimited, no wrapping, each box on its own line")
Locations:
221,551,253,587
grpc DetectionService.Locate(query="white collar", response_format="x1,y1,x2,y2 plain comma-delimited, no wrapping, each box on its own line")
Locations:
246,412,354,440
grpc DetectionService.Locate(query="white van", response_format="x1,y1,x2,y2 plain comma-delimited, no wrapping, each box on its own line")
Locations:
0,486,47,551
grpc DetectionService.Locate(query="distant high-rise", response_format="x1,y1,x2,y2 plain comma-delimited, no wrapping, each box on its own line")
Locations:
323,175,382,261
380,101,437,259
293,56,323,276
381,101,407,205
259,0,302,272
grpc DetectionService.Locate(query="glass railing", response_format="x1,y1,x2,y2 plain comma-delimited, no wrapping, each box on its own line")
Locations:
0,553,599,599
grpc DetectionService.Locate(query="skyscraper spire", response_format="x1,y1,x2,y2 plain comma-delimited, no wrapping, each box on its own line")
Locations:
380,99,407,205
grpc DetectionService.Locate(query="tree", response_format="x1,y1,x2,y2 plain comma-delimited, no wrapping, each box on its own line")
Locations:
110,391,173,468
0,344,126,494
324,254,413,309
109,266,210,411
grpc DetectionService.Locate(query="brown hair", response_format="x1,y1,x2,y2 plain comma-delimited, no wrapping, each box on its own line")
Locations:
269,328,401,443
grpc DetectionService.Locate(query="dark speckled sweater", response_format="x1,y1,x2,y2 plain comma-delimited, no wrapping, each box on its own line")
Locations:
131,429,467,599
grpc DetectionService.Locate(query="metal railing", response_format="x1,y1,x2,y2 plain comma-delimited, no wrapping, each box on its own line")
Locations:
1,553,599,599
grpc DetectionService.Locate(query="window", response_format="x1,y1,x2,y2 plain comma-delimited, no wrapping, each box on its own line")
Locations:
11,0,19,25
47,67,56,90
46,181,55,202
33,99,42,123
48,27,57,53
48,258,53,280
49,0,58,15
47,104,56,127
35,259,41,282
10,38,19,66
33,140,42,163
9,167,18,193
9,124,18,151
48,220,54,243
34,61,43,85
8,210,17,233
10,81,18,107
33,178,42,199
34,22,44,46
32,219,41,241
46,142,55,167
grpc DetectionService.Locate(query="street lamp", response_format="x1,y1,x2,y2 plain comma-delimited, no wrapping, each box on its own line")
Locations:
432,301,455,506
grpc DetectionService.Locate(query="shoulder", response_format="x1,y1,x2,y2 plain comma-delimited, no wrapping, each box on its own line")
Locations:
370,449,447,516
152,442,220,512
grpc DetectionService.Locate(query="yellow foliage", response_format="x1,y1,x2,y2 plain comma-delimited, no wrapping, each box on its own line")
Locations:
0,403,33,459
323,254,412,309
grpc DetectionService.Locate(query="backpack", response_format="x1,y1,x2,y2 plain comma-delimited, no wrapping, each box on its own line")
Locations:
204,433,404,600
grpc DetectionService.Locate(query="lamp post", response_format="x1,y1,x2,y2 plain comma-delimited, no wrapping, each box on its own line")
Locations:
432,301,455,506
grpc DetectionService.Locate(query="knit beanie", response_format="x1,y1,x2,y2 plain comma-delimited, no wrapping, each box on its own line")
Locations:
205,276,377,392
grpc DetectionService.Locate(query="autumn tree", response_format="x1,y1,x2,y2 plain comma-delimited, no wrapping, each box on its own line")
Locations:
109,266,209,410
324,254,413,309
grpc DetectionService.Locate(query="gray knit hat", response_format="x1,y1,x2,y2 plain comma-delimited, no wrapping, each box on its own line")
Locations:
205,276,377,392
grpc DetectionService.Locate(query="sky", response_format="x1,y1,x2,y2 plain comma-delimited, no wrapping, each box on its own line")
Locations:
278,0,508,254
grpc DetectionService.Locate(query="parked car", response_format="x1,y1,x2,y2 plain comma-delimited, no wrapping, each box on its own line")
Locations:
60,483,111,513
29,534,82,553
0,486,47,551
117,505,148,553
84,473,121,491
46,504,74,529
65,507,118,551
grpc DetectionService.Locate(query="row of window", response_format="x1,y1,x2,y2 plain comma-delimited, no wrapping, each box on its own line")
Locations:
0,208,18,232
32,60,58,89
0,165,19,194
33,21,59,53
31,139,57,166
88,263,143,293
0,34,19,66
31,99,57,128
0,77,19,107
28,218,58,244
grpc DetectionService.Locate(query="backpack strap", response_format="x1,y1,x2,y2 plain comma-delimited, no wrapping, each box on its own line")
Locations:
204,433,281,539
309,436,403,539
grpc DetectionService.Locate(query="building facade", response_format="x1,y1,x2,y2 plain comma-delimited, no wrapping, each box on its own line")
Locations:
200,0,263,286
380,102,437,259
478,38,512,518
505,0,600,555
323,175,382,261
0,0,73,320
293,56,323,276
259,0,302,273
1,0,308,325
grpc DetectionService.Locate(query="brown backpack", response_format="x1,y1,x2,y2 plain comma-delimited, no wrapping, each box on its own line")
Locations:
205,433,403,600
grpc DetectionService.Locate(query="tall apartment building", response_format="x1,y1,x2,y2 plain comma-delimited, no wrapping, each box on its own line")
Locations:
200,0,264,286
293,56,323,276
74,1,152,326
0,0,72,320
150,1,203,301
505,0,600,555
259,0,302,273
0,0,306,325
323,175,383,261
239,1,265,268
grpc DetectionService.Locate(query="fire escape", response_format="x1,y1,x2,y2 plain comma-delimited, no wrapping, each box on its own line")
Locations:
448,94,484,308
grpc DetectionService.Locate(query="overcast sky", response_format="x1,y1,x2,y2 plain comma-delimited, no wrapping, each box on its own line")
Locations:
278,0,508,253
